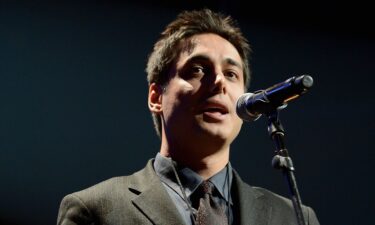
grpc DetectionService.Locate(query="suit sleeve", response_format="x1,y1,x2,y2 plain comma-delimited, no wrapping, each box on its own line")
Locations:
57,194,94,225
306,206,320,225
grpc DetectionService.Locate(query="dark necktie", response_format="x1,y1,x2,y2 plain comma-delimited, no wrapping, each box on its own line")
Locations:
195,181,228,225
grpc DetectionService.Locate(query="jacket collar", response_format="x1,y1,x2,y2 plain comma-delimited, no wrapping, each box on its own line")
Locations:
128,159,187,225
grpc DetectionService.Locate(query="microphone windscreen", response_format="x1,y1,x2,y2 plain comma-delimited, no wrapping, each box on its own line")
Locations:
236,93,261,122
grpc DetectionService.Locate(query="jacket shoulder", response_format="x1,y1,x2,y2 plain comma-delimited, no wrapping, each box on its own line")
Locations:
68,159,156,201
57,161,157,225
253,186,294,207
252,186,320,225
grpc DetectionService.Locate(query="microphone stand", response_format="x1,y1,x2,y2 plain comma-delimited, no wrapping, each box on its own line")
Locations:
266,110,306,225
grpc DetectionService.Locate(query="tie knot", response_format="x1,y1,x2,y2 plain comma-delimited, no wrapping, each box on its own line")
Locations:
194,180,229,225
199,180,214,195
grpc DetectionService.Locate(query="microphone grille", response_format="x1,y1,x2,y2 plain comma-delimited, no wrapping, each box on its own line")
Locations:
295,75,314,88
302,75,314,88
236,93,261,122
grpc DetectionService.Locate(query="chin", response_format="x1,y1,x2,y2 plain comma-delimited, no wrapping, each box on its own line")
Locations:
196,123,233,142
192,116,242,144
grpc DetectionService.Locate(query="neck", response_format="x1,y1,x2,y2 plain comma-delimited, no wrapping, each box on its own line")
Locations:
160,140,230,180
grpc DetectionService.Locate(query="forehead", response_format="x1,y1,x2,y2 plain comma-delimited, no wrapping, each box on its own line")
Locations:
177,33,242,66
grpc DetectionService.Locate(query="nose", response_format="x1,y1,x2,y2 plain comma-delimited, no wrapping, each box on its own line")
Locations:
210,72,227,94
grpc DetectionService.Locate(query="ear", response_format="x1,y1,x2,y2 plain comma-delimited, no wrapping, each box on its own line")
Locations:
148,83,163,114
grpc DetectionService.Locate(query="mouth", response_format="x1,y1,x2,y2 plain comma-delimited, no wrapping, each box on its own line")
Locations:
200,101,229,121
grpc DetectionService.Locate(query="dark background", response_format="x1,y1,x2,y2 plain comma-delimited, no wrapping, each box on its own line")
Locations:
1,0,374,224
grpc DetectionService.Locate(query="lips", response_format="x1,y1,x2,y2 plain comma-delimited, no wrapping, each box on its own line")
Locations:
202,104,228,114
199,101,229,121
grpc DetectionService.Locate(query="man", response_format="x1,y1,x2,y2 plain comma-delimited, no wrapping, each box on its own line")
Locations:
57,9,320,225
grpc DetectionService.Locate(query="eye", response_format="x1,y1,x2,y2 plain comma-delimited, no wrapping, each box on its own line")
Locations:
188,65,210,79
191,65,204,75
180,64,208,80
224,70,239,81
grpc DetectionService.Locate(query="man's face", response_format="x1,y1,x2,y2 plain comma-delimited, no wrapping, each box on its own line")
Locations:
158,33,245,149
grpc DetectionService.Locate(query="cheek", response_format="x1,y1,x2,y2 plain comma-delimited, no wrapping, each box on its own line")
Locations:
236,116,243,127
230,86,245,105
172,80,200,106
235,84,245,96
163,81,196,113
234,115,243,136
228,114,243,141
230,86,245,122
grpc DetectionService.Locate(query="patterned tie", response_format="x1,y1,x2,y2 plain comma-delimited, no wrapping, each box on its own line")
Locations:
194,181,228,225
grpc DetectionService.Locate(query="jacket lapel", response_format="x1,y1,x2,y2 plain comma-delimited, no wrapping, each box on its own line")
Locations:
128,160,272,225
233,170,272,225
129,160,187,225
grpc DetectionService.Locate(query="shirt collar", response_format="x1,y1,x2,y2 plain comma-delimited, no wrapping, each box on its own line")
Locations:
153,153,233,204
209,162,233,203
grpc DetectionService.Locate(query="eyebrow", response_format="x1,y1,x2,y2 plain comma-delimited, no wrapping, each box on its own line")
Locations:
225,58,243,70
185,54,243,70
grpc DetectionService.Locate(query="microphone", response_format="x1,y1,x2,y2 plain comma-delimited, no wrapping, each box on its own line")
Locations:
236,75,313,121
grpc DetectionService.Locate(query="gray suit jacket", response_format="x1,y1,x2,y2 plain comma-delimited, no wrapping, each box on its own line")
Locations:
57,160,320,225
